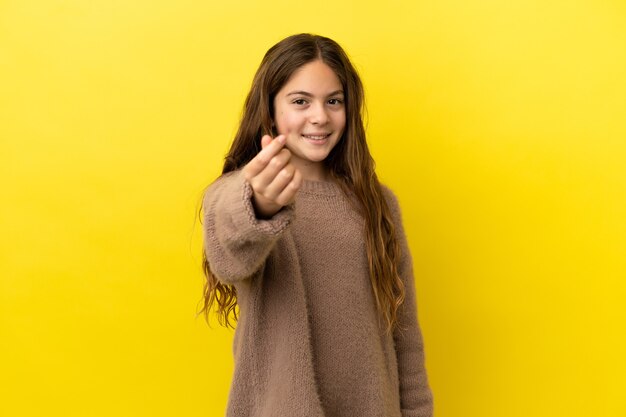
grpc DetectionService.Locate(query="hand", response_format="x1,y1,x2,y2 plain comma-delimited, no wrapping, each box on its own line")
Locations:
242,134,302,219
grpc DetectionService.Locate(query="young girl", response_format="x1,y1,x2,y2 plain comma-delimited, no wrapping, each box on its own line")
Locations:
200,33,433,417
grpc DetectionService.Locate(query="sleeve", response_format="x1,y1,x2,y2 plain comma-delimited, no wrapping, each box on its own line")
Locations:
383,186,434,417
202,169,295,284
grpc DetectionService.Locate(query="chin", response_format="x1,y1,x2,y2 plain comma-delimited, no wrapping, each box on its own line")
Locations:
298,151,323,160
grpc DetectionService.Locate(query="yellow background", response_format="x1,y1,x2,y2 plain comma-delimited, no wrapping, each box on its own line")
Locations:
1,0,625,416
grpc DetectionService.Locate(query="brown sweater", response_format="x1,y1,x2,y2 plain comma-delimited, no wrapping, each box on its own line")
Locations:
203,169,433,417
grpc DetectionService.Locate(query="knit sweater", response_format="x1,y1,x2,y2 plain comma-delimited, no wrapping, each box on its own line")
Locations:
202,169,433,417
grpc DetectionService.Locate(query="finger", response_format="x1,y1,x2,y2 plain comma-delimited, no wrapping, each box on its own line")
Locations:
253,148,292,191
258,135,286,162
260,134,272,149
275,167,302,206
244,135,286,179
261,163,296,201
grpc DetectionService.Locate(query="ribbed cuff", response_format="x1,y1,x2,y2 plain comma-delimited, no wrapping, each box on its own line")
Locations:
229,171,296,239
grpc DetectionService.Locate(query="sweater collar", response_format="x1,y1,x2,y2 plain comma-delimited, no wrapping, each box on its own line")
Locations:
299,178,342,196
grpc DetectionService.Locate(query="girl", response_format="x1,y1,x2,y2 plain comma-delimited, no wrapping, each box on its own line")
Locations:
200,33,433,417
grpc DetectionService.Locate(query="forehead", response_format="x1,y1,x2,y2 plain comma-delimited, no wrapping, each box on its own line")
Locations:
279,60,343,95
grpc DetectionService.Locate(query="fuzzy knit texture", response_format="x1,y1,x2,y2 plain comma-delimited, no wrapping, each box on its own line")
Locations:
203,169,434,417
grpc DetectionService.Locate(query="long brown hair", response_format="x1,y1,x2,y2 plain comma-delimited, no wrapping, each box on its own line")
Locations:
198,33,405,334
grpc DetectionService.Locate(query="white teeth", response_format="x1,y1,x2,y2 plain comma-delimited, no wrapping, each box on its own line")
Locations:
303,134,329,140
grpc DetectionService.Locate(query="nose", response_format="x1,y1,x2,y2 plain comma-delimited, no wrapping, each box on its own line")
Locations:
309,102,329,125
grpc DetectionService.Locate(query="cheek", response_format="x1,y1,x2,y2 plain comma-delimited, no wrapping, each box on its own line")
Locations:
334,111,347,130
338,108,346,125
275,110,303,132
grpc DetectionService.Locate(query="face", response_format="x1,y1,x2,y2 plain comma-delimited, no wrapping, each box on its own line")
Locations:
272,60,346,180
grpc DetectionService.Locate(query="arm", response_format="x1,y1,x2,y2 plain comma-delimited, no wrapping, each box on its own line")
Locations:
384,186,434,417
202,169,295,284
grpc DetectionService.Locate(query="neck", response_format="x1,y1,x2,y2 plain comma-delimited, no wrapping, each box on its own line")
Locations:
292,160,330,182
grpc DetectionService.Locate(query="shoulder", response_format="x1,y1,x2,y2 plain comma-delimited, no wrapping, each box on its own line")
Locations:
202,169,248,210
209,169,243,189
379,182,411,259
379,182,409,236
204,169,244,196
379,182,402,217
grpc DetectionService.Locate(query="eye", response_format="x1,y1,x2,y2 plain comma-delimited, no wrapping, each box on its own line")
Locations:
328,98,344,105
292,99,308,105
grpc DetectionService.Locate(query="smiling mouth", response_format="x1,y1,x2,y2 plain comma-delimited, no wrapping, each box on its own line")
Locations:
301,133,331,140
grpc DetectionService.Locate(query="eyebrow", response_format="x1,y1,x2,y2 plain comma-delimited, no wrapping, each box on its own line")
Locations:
286,90,344,97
